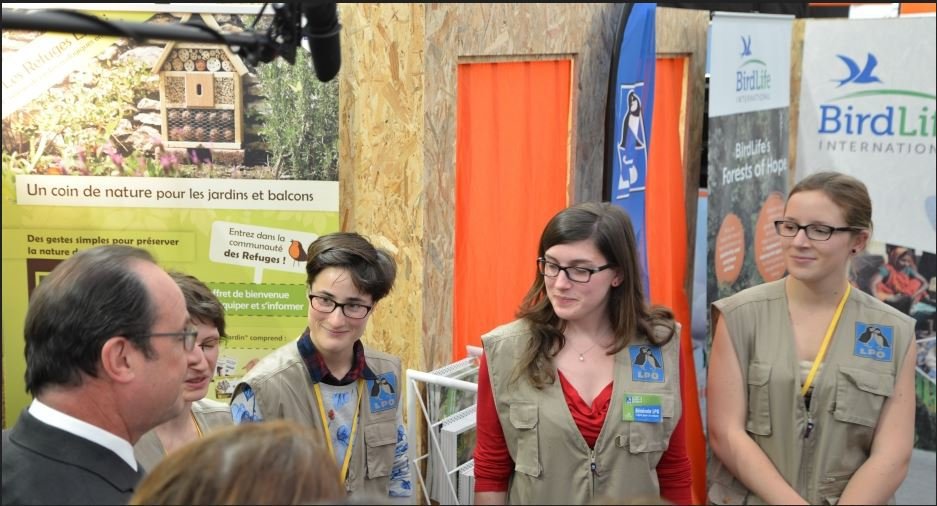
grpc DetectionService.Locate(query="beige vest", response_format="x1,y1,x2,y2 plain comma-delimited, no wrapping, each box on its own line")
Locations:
233,340,402,498
708,279,914,505
134,398,232,472
483,319,682,505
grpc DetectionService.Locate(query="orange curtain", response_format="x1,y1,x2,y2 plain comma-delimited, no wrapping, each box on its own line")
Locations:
453,60,571,360
646,57,707,504
900,3,936,15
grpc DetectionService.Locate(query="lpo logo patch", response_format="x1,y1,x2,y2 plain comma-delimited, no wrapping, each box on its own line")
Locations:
853,322,893,362
367,372,398,413
629,345,665,383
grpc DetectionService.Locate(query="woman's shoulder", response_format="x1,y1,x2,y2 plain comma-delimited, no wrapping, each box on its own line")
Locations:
850,285,916,326
481,319,532,346
192,398,234,432
192,397,231,414
713,278,786,313
362,345,402,364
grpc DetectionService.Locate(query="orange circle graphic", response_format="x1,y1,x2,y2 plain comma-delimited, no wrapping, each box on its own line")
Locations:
754,191,787,282
715,212,745,284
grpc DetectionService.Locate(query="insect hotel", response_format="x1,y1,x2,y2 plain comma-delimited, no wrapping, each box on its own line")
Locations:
152,13,249,163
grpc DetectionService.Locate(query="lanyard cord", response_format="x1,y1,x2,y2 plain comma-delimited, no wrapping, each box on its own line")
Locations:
800,284,851,396
314,379,364,486
191,410,203,438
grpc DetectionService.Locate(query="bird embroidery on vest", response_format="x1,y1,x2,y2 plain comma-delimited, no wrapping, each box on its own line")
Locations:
630,345,665,383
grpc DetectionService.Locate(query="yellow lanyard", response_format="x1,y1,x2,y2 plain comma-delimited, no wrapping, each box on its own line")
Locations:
191,411,203,438
314,379,364,486
800,284,851,396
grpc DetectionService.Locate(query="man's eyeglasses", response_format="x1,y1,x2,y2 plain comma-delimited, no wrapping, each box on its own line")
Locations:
774,220,862,241
537,258,611,283
308,295,373,319
145,324,198,352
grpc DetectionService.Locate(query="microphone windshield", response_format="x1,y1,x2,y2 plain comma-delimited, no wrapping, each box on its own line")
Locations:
303,3,342,82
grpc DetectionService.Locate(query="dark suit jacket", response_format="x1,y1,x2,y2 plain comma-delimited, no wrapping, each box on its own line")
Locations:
2,409,145,505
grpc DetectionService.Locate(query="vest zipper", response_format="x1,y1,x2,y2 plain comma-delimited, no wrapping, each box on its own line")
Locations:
590,448,597,496
800,396,814,499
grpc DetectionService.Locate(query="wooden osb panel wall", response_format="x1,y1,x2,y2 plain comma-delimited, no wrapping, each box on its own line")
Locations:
789,19,807,187
656,7,709,302
339,4,711,375
338,4,426,374
424,3,624,370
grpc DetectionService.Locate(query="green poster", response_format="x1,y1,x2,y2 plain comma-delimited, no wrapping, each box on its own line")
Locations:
1,10,340,426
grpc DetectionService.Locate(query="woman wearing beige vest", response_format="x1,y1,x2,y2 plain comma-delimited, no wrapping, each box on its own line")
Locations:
707,172,916,504
229,232,412,502
134,272,232,471
474,202,692,505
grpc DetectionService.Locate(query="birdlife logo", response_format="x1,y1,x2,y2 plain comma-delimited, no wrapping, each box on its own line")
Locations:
816,51,936,148
853,322,894,362
368,372,398,413
736,34,772,100
629,344,665,383
616,84,647,199
833,53,882,88
740,34,752,58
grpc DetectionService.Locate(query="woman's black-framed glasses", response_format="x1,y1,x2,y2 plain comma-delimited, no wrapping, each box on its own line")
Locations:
773,220,862,241
308,294,373,319
145,324,198,352
537,257,611,283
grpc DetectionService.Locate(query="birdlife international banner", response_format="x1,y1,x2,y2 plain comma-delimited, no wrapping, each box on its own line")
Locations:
796,17,936,255
707,12,793,304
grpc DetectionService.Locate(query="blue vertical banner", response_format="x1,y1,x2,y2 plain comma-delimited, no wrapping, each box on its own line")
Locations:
606,3,656,295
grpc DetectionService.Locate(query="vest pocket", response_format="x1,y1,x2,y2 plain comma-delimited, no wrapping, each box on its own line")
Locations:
364,422,397,478
707,459,751,505
833,366,894,428
628,394,674,453
746,361,772,436
508,402,541,477
818,473,851,505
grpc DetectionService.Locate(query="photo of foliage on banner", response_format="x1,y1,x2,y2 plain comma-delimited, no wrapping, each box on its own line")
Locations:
2,12,338,182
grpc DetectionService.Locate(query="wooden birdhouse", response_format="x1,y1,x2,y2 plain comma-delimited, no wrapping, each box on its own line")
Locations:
152,13,249,152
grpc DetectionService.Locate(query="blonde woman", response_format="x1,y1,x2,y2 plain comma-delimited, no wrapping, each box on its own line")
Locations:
133,272,231,470
707,172,916,504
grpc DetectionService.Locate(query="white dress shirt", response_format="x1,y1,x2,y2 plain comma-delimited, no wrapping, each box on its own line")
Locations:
29,399,138,471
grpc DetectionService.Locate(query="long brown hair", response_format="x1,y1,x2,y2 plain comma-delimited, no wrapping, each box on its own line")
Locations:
129,420,344,505
515,202,675,388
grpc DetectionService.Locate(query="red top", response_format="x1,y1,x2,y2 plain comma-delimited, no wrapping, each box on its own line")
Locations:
473,353,693,505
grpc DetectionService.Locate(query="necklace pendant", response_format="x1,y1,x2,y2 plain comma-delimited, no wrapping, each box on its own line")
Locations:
578,354,584,361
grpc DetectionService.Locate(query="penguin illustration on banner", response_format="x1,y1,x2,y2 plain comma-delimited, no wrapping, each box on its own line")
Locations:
617,88,647,197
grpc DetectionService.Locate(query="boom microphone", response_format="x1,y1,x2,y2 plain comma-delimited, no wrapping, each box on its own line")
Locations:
302,3,342,82
0,4,342,81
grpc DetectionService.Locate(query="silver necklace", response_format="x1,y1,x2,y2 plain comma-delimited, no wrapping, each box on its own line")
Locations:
570,340,600,361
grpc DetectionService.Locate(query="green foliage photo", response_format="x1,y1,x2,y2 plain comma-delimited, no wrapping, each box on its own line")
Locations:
255,57,339,181
2,59,159,176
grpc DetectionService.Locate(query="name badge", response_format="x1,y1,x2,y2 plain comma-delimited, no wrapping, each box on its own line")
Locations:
623,393,662,423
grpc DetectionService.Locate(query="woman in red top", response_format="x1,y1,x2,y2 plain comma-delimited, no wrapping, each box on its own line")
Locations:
473,202,692,505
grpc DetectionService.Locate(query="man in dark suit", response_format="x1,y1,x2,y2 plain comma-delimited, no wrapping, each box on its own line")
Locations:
2,245,197,505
